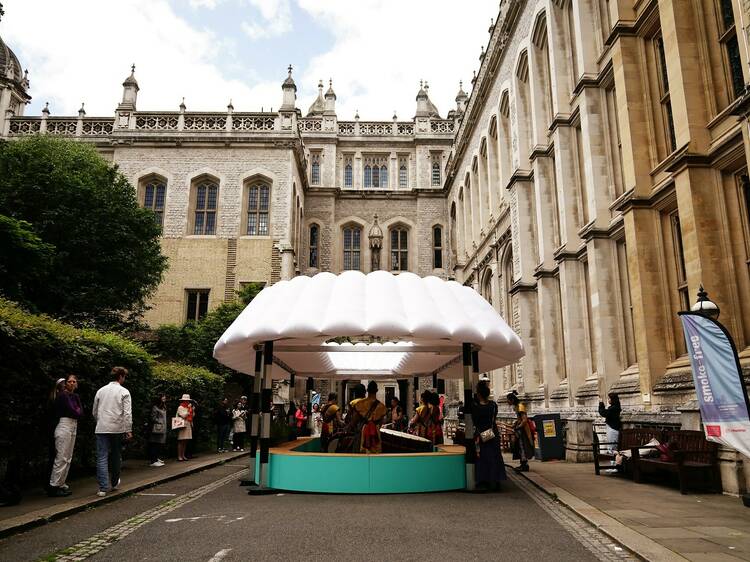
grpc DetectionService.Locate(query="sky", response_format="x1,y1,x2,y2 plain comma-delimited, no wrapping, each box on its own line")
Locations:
1,0,497,120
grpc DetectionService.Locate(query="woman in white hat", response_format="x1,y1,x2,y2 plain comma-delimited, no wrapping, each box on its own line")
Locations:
175,394,194,461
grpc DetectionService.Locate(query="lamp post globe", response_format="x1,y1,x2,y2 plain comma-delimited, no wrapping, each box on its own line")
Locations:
690,285,720,320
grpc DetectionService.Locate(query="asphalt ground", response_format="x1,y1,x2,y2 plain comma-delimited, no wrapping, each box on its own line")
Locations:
0,462,633,562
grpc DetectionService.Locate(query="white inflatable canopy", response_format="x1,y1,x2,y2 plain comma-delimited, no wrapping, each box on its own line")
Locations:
213,271,524,379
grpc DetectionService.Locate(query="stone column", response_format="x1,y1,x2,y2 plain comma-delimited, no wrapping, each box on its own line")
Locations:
508,179,541,394
280,244,295,280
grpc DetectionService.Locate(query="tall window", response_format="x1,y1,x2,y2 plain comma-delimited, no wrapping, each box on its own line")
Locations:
193,179,218,235
399,157,408,188
574,125,589,226
718,0,744,101
390,227,408,271
616,240,637,367
343,226,361,270
604,82,625,200
344,160,353,187
364,166,372,188
311,153,321,185
582,259,598,375
433,225,443,269
143,177,166,228
654,34,677,155
431,161,441,186
380,165,388,188
247,183,270,236
670,214,690,312
186,289,209,322
372,166,381,188
309,224,319,268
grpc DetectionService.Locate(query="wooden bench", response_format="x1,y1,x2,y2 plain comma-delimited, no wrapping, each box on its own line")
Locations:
593,427,664,475
631,430,721,494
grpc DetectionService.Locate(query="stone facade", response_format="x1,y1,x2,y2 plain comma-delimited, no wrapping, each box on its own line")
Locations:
3,0,750,493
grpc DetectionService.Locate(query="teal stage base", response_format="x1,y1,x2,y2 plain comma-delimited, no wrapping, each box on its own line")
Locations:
258,438,466,494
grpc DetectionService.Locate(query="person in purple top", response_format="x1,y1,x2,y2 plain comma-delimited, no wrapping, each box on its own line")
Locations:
48,374,83,497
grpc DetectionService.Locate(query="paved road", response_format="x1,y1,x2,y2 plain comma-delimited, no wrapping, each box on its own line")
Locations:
0,462,636,562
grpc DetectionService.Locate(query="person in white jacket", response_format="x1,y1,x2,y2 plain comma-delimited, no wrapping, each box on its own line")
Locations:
92,367,132,497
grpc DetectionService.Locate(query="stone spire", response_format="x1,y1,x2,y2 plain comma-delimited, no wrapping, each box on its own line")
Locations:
455,80,468,114
324,79,336,116
307,80,325,116
119,64,139,110
280,64,297,111
415,80,430,118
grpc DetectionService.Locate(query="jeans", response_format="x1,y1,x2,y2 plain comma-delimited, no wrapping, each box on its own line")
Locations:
233,432,245,450
96,433,123,492
217,424,230,451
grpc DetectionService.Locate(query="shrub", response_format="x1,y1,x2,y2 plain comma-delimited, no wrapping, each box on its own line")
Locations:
0,299,153,486
150,362,225,452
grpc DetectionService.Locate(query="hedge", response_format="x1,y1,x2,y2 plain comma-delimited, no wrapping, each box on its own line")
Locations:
0,300,226,487
0,299,153,486
149,362,226,453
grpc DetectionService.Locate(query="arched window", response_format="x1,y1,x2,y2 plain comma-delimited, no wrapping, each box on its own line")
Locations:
380,165,388,188
372,166,380,188
482,271,493,306
311,162,320,185
192,178,219,235
344,163,353,187
343,225,361,270
309,224,319,268
364,165,372,188
432,225,443,269
142,176,166,228
399,164,408,188
431,161,441,186
247,183,270,235
390,226,408,271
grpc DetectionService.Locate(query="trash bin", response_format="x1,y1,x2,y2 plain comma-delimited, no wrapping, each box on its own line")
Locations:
533,413,564,461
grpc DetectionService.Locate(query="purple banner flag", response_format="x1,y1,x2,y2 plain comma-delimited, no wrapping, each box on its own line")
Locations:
680,313,750,457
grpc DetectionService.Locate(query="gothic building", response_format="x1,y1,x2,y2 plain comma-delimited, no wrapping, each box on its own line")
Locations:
3,0,750,493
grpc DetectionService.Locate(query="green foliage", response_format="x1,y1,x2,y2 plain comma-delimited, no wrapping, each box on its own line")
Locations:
0,214,54,303
148,283,263,376
0,298,153,486
0,136,168,328
151,363,226,449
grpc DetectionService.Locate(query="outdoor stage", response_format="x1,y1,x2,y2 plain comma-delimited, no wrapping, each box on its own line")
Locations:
260,438,466,494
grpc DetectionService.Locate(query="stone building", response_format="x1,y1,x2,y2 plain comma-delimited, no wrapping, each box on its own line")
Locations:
2,0,750,493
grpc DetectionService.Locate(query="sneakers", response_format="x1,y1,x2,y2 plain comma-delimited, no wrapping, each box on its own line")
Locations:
97,490,107,497
47,486,72,498
150,461,165,467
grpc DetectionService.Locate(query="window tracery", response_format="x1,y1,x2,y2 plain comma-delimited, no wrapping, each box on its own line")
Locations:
192,178,219,235
247,183,270,236
390,226,408,271
343,225,362,270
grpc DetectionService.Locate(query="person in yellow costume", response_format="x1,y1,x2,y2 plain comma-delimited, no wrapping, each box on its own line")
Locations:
352,381,388,454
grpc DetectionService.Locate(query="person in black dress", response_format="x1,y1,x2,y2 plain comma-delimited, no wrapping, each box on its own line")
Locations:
473,380,507,491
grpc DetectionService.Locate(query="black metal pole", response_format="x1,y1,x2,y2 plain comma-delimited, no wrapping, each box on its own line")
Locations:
249,340,274,495
244,348,262,486
463,343,475,490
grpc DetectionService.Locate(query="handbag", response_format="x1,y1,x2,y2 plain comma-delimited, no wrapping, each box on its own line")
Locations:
480,427,495,442
171,416,186,430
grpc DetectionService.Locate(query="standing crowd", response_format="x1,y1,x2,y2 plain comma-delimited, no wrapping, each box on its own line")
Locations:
45,366,209,498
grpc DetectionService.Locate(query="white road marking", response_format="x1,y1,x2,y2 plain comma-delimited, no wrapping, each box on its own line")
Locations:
136,493,177,496
208,548,232,562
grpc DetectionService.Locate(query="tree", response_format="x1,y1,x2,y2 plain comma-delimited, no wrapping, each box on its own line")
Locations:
0,214,54,303
0,136,168,327
0,3,4,23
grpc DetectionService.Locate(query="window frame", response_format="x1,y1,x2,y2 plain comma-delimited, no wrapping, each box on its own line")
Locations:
654,33,677,155
191,178,219,236
141,176,166,228
389,226,409,272
309,223,319,269
246,182,271,236
432,225,443,269
185,289,210,322
431,161,441,187
310,152,321,186
717,0,745,101
342,224,362,271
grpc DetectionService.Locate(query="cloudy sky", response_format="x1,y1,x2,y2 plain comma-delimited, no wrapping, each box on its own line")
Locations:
1,0,497,120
